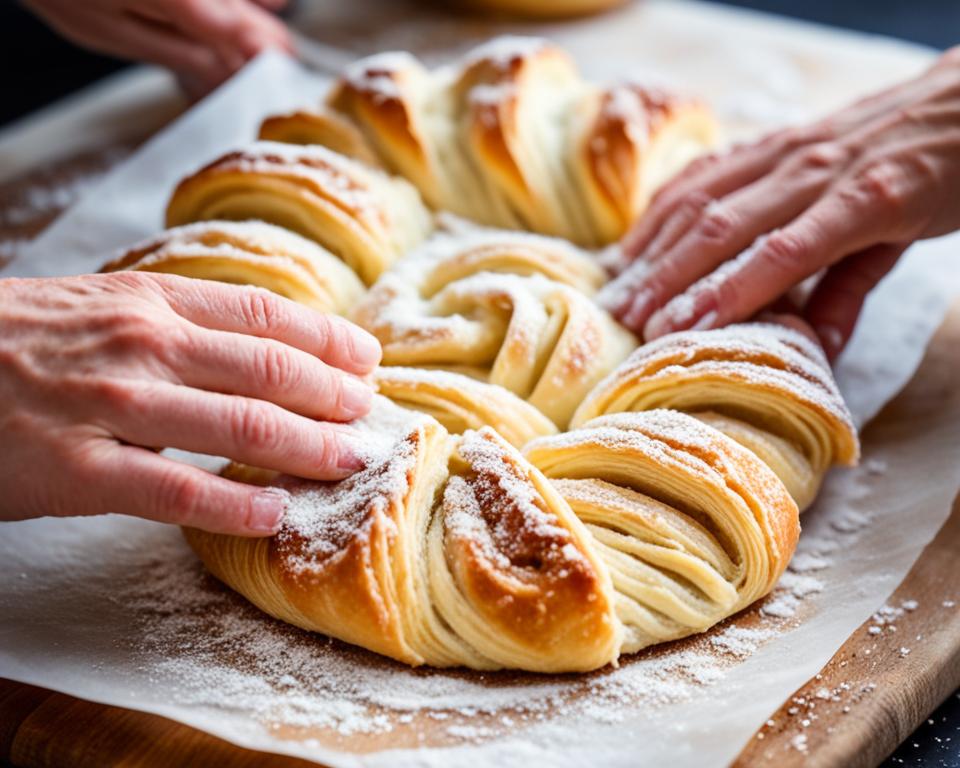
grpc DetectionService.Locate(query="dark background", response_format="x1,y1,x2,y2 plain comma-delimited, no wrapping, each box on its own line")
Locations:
1,1,958,766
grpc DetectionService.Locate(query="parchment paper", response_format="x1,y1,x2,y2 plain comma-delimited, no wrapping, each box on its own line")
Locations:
3,5,960,765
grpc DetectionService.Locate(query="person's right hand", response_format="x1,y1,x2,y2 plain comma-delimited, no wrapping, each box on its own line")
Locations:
0,272,381,536
23,0,293,99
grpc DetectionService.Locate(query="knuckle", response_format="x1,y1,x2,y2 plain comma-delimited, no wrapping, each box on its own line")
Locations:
794,142,848,172
761,230,809,273
239,288,285,333
854,162,906,214
679,190,712,216
231,402,280,453
695,203,738,243
685,151,720,176
84,376,140,415
254,343,302,391
315,427,341,471
312,314,336,353
154,467,205,526
99,308,178,360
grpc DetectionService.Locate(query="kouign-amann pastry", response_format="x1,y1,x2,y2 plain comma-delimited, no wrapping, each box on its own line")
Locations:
102,221,364,314
277,36,716,246
166,141,433,285
353,227,637,428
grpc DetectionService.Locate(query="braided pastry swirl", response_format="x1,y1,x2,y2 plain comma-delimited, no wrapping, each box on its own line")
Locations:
105,38,860,674
353,227,638,428
262,36,716,246
166,141,433,285
373,367,558,449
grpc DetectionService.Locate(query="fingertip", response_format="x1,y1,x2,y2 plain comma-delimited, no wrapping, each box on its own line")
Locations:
340,375,375,420
642,308,671,341
242,487,289,536
348,326,383,373
813,323,846,362
621,288,656,335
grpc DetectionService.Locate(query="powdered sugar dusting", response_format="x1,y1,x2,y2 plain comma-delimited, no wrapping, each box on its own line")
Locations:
275,398,430,571
444,429,588,575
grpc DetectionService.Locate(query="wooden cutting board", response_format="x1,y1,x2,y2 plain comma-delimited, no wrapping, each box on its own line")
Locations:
1,148,959,765
1,3,958,758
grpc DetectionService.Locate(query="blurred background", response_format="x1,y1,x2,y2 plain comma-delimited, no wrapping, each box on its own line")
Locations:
1,0,958,127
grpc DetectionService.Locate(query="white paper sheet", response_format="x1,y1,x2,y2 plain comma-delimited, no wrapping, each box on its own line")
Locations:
3,9,960,766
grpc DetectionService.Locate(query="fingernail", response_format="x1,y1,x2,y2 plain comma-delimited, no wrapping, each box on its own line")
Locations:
643,307,671,340
690,309,719,331
621,288,655,331
341,376,374,418
249,488,288,533
336,434,366,473
815,324,844,359
351,330,382,370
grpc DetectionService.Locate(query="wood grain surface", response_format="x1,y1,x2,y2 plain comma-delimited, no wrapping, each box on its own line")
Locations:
733,303,960,767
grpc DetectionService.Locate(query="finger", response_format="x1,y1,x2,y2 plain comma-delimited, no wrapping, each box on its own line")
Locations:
81,440,288,536
620,127,814,261
613,143,850,334
155,277,382,374
66,11,229,91
803,243,906,360
101,381,365,481
173,327,374,421
168,0,294,63
756,311,821,345
251,0,290,11
639,189,715,264
643,178,891,340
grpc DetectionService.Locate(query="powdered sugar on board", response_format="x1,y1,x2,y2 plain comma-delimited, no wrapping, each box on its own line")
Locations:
117,522,798,749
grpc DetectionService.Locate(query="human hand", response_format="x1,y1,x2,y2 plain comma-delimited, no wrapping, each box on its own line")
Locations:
23,0,293,99
602,46,960,360
0,272,381,536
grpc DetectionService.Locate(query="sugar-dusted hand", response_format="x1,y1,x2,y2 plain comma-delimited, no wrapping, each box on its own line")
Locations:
603,46,960,359
0,273,381,535
23,0,293,98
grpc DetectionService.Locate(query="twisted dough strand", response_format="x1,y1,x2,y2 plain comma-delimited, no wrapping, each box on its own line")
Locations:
571,323,859,510
184,398,622,672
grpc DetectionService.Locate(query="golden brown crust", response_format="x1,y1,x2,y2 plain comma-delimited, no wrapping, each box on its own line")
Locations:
524,409,800,649
352,228,636,428
101,220,365,314
258,108,381,166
